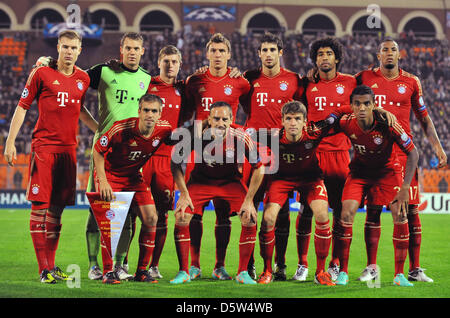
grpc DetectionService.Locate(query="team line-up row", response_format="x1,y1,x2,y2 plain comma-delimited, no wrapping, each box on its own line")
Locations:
3,30,446,287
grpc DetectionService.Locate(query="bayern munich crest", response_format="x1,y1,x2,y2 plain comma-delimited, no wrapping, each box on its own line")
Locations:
77,81,84,91
105,210,115,220
397,84,407,94
31,184,40,195
224,85,233,95
336,84,345,94
139,81,145,90
373,135,383,145
152,138,160,147
279,82,288,91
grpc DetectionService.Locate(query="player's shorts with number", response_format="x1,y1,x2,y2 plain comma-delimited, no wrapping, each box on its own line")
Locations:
341,169,402,207
265,178,328,206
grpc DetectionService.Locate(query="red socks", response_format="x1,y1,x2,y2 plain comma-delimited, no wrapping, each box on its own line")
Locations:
408,206,421,270
314,220,332,274
238,225,256,274
189,217,202,268
393,221,409,275
150,214,168,268
30,210,48,274
259,228,275,272
174,224,190,272
295,212,312,267
215,219,231,268
337,220,353,274
45,212,62,270
137,225,156,271
364,208,382,266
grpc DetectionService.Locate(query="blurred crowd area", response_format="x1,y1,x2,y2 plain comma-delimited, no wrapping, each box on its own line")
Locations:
0,28,448,191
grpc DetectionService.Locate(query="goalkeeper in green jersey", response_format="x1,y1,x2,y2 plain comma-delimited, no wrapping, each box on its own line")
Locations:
85,33,151,280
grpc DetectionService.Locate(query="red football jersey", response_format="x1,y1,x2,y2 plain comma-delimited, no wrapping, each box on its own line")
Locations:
304,72,356,152
18,65,90,152
356,68,429,139
269,124,330,181
146,76,185,157
187,126,262,184
336,114,415,176
94,117,172,182
185,68,251,121
243,67,302,131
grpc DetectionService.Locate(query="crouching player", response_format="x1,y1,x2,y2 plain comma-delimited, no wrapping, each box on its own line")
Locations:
170,101,265,285
333,85,419,287
92,94,172,284
258,101,339,286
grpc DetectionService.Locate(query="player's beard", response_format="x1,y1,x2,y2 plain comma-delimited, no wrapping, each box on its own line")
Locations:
319,65,332,73
384,63,396,69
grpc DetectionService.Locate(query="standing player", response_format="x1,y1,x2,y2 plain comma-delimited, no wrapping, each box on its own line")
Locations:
140,45,187,279
332,85,419,287
4,30,97,283
242,32,303,280
257,101,336,286
296,37,356,281
356,38,447,282
84,32,151,280
92,94,172,284
170,101,265,285
184,33,251,280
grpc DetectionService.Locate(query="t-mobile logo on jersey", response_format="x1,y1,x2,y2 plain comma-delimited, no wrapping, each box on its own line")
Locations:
160,97,166,108
202,97,214,111
314,97,342,111
353,144,366,155
57,92,69,107
374,95,386,107
256,92,268,106
315,97,327,111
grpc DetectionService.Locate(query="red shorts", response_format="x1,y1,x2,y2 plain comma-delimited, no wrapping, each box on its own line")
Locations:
186,181,248,216
94,170,154,207
142,155,174,212
316,150,350,209
266,178,328,206
27,150,77,209
397,152,420,205
341,170,402,207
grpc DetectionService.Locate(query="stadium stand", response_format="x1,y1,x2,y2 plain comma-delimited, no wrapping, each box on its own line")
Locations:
0,29,448,191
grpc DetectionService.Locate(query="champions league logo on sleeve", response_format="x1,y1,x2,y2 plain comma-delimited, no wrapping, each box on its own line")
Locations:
100,136,109,147
21,88,29,99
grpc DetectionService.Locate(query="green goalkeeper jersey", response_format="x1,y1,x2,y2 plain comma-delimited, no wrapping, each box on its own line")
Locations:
86,63,151,191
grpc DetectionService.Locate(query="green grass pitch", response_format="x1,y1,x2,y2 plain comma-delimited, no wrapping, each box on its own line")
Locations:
0,208,449,299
